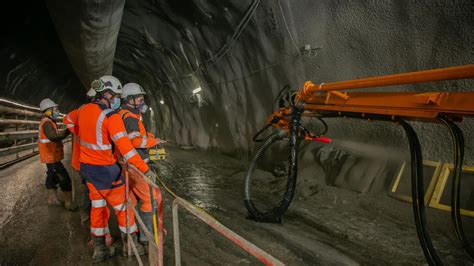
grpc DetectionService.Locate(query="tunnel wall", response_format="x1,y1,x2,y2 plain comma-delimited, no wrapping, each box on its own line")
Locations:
113,0,473,191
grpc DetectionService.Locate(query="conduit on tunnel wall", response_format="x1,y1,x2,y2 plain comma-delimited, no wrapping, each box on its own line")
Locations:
45,0,125,89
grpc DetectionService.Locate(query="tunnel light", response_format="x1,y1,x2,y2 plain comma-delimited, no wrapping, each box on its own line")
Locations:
192,87,202,94
160,99,164,105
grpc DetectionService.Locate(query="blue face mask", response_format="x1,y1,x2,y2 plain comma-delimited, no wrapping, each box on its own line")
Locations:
52,111,60,119
110,98,121,110
138,103,148,113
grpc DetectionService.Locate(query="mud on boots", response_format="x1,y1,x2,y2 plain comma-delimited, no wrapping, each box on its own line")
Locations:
121,232,146,257
38,98,74,210
91,235,117,263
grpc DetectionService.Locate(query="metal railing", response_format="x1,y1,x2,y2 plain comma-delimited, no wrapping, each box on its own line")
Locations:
124,163,284,266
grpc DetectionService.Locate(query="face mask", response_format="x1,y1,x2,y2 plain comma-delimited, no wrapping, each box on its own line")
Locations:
110,97,121,110
138,103,148,113
52,111,60,119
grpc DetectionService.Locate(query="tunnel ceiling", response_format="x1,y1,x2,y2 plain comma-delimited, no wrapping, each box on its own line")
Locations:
2,0,474,162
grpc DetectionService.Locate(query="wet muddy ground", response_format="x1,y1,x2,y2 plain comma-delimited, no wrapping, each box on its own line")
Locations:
1,145,473,265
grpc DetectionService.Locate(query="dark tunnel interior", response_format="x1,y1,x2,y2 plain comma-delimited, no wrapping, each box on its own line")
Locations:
0,0,474,264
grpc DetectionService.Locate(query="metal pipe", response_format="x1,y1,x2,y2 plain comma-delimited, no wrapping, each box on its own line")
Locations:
0,119,40,125
172,200,181,266
0,142,37,157
297,64,474,100
0,130,38,141
0,97,40,111
0,119,63,126
0,105,42,117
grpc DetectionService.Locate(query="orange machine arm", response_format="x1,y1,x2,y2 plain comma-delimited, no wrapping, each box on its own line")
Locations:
268,65,474,131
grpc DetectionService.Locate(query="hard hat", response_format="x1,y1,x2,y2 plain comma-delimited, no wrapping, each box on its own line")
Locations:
91,75,122,94
86,88,96,98
39,98,58,112
122,83,146,99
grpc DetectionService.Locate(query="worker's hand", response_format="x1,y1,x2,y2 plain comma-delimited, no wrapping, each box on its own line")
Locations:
145,169,157,182
156,138,167,144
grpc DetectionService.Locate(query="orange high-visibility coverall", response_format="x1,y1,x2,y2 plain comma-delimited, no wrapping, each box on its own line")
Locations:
118,108,159,213
76,102,150,236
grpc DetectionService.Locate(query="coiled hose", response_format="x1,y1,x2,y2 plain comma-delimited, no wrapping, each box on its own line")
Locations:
244,108,302,223
399,119,442,265
438,117,474,260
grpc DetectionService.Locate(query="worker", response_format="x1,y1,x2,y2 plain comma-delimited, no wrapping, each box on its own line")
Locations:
76,75,155,262
118,82,164,245
38,98,76,211
63,88,97,225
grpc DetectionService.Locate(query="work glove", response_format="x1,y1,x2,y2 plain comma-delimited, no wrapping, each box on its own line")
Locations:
145,169,157,183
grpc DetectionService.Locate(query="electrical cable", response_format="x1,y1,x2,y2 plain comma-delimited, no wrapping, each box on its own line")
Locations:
277,0,300,55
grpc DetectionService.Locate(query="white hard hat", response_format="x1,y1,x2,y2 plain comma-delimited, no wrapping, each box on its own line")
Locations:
91,75,122,94
86,88,96,98
122,83,146,99
39,98,58,112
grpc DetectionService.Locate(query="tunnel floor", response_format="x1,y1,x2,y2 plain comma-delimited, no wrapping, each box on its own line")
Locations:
0,146,473,265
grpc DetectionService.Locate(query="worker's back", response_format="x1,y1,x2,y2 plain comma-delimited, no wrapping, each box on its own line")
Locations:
77,102,115,166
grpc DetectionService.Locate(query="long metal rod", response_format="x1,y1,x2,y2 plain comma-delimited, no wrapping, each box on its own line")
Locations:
0,105,42,117
0,119,40,125
0,142,37,157
0,130,38,141
297,64,474,100
172,200,181,266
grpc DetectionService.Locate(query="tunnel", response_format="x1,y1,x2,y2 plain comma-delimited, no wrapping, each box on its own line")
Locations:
0,0,474,264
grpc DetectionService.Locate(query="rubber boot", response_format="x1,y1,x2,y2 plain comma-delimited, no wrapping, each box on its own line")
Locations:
63,191,78,211
47,189,61,207
92,236,116,263
138,210,154,244
121,232,146,257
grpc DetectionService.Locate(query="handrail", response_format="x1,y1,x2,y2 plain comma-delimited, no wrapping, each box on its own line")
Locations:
172,197,285,266
297,64,474,101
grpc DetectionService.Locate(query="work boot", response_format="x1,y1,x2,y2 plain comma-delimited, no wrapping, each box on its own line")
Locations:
92,236,116,263
63,191,78,211
47,189,61,207
121,232,146,257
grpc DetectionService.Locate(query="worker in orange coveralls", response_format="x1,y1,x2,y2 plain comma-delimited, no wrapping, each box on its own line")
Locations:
118,82,164,246
75,75,156,262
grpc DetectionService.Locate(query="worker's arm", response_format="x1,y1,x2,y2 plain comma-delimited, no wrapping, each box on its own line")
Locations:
123,116,157,148
43,121,70,142
108,114,149,174
63,109,78,135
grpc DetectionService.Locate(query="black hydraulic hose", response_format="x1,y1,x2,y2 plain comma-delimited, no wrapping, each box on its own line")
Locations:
438,117,474,259
244,107,302,223
399,119,442,265
252,116,282,142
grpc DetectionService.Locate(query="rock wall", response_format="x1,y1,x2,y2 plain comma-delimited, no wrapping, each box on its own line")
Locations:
113,0,473,191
